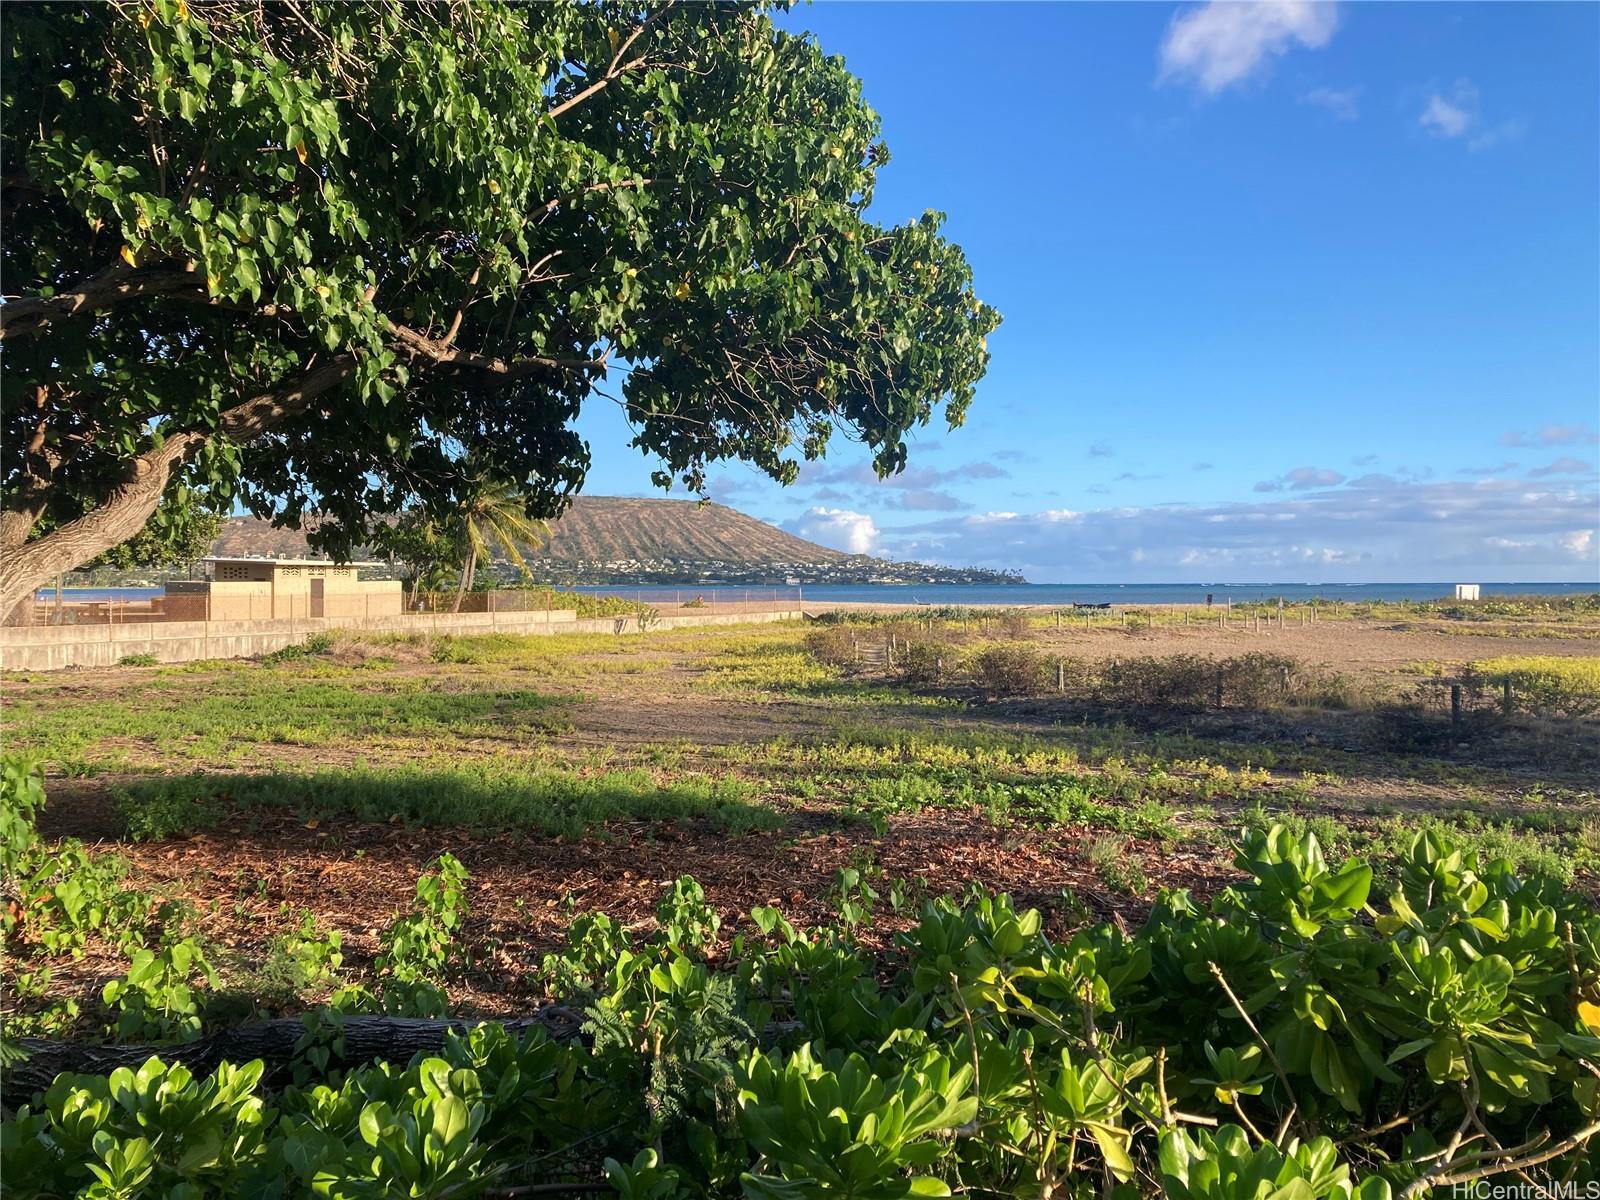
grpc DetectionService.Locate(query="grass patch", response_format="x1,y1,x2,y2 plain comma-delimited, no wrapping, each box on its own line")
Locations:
115,762,784,841
3,668,572,765
698,637,962,709
1471,654,1600,716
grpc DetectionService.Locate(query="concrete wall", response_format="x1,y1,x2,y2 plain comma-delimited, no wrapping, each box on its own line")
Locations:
312,579,403,619
205,581,277,621
0,607,803,672
155,578,405,621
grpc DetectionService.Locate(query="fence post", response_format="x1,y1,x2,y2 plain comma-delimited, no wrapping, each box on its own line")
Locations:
1450,684,1463,738
1214,666,1224,709
1056,660,1065,692
1502,678,1513,717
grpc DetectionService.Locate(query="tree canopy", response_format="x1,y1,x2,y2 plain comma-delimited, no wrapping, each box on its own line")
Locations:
0,0,998,614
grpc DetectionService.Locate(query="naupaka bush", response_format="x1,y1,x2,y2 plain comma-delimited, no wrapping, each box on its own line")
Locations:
6,744,1599,1198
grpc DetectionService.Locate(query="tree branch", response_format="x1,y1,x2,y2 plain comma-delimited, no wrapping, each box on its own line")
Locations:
387,322,608,379
0,264,205,340
1401,1120,1600,1194
544,3,674,122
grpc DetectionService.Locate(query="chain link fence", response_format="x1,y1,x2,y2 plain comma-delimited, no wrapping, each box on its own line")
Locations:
19,585,804,626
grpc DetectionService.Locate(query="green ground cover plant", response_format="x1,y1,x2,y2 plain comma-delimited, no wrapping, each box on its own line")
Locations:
6,747,1599,1196
1285,596,1600,641
1471,655,1600,717
3,667,572,766
114,762,784,842
699,636,962,711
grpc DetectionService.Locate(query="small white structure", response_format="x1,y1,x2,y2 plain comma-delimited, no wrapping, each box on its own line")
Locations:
1454,584,1481,601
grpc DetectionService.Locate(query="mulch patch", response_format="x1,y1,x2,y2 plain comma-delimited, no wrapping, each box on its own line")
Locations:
19,806,1237,1024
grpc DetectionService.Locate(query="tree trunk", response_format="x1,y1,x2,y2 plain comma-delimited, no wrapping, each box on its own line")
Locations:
0,434,203,620
0,356,357,618
5,1010,587,1108
451,547,476,613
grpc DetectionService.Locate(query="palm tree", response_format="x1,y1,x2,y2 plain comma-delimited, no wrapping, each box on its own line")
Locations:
449,475,549,612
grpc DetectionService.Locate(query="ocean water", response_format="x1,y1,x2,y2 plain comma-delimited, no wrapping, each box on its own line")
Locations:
574,581,1599,606
39,581,1598,606
33,587,165,602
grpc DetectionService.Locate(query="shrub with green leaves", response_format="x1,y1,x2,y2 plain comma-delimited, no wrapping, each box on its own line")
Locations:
656,876,721,956
102,938,218,1042
368,853,471,1017
8,826,1600,1197
969,644,1046,696
0,751,46,902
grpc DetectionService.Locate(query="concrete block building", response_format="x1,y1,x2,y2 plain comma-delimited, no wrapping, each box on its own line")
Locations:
164,558,403,621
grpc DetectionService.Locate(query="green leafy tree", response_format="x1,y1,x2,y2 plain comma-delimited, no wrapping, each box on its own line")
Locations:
0,0,999,615
370,511,458,605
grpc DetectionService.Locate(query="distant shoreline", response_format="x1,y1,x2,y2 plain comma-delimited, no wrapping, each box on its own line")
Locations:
41,581,1596,606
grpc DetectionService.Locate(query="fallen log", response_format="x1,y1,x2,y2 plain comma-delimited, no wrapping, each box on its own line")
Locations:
6,1008,586,1107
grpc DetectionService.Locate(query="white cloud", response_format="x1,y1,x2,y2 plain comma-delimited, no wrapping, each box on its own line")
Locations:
1419,85,1474,138
784,507,879,555
1159,1,1339,95
1467,119,1526,153
1254,466,1346,493
796,458,1005,513
1300,85,1360,120
1529,457,1595,478
1502,423,1599,448
1543,425,1598,446
832,476,1600,582
1417,80,1524,151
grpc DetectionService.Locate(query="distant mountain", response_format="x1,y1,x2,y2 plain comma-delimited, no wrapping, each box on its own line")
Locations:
201,497,1025,585
542,497,852,566
208,497,849,568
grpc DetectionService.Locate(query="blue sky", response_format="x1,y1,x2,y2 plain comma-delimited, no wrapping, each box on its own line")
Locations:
574,1,1600,583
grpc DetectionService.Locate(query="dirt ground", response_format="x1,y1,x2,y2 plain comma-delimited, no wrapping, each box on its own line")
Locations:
5,613,1597,1024
809,606,1600,670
